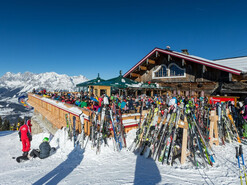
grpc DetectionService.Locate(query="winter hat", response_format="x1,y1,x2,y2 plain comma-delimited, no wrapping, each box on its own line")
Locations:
43,137,49,142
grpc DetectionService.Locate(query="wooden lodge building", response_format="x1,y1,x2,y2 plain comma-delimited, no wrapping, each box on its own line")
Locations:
123,47,247,99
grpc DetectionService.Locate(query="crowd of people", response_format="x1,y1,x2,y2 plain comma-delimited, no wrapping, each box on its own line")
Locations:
32,88,247,122
16,88,246,160
33,89,200,113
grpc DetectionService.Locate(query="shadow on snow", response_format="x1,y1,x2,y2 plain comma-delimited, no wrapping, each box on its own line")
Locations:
134,153,161,185
33,147,84,185
0,131,15,137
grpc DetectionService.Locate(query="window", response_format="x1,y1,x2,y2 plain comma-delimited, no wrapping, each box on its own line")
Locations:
169,64,185,77
100,89,107,96
154,65,167,77
152,63,186,79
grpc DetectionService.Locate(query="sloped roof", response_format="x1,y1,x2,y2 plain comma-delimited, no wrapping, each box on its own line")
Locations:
93,71,138,88
213,56,247,73
123,48,244,77
76,74,105,87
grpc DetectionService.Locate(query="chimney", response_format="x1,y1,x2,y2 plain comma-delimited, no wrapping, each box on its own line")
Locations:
181,49,189,55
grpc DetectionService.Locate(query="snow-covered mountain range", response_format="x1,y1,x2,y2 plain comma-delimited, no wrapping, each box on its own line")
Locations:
0,72,88,122
0,71,88,93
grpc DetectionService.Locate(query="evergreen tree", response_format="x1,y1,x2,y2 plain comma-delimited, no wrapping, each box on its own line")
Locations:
0,116,2,131
18,117,24,125
2,119,10,131
13,123,17,131
16,117,24,131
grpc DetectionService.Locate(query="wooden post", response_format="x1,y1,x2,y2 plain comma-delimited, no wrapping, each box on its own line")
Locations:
209,110,219,146
180,117,188,165
213,113,219,145
209,110,215,147
87,120,91,136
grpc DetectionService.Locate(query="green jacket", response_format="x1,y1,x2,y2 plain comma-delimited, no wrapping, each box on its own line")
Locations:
80,101,87,108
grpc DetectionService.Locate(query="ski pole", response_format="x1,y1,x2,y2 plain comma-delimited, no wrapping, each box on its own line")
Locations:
236,146,243,185
239,145,247,185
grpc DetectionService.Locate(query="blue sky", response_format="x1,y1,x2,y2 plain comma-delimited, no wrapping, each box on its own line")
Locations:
0,0,247,79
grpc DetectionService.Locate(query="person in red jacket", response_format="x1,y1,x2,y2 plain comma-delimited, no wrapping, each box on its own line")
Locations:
26,119,32,134
19,121,32,157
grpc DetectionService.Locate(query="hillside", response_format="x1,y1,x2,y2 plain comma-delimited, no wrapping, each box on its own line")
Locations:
0,72,88,122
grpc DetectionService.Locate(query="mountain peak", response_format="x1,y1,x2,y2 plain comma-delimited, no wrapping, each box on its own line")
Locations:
0,71,88,92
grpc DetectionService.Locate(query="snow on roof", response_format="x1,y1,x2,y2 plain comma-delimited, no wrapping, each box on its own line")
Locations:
171,51,247,73
213,56,247,73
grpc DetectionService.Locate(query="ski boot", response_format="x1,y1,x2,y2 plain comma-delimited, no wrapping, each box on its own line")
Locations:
22,152,28,157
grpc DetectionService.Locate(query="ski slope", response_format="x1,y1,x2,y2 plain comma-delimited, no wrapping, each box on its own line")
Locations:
0,128,244,185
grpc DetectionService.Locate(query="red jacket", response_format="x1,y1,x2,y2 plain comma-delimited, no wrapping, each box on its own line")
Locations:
19,124,32,141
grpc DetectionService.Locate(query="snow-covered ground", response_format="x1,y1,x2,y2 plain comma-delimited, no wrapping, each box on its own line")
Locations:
0,128,244,185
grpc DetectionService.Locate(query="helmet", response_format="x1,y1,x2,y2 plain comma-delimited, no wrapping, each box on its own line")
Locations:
43,137,49,142
27,120,32,126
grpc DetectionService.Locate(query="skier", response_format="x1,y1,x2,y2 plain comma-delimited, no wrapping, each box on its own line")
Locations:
19,122,32,157
16,122,20,131
103,94,109,106
30,137,55,159
243,97,247,121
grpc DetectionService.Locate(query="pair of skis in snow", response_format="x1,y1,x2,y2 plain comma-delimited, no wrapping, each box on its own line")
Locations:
109,108,126,151
236,145,247,185
65,113,77,148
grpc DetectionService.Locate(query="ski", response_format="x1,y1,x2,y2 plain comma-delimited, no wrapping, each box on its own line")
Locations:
236,146,243,185
79,113,85,148
239,145,247,185
97,107,105,154
153,108,174,161
119,108,127,148
167,106,181,166
73,116,76,147
109,109,120,151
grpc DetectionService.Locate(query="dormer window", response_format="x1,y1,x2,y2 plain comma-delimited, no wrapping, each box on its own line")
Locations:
152,63,186,79
154,65,168,77
169,63,185,77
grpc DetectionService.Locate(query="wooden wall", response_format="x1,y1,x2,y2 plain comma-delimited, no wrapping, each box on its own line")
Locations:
127,53,246,95
136,54,229,84
28,93,146,135
28,93,91,135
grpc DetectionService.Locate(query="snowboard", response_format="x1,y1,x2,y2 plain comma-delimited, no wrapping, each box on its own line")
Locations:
15,156,29,163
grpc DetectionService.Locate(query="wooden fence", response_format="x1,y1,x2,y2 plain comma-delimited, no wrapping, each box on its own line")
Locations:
27,93,146,135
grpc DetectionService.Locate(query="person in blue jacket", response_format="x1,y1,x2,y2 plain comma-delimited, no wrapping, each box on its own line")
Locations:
30,137,55,159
